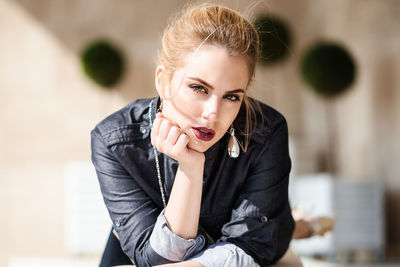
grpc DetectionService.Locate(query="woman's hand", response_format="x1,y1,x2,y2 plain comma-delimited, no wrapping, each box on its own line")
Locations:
151,113,205,168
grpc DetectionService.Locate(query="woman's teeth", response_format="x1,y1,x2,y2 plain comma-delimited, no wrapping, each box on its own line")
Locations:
198,129,209,134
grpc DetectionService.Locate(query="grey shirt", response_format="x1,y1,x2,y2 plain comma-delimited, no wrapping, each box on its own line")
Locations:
149,209,259,266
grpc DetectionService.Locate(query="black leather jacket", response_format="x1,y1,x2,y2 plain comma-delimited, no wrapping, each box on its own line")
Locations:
91,96,294,266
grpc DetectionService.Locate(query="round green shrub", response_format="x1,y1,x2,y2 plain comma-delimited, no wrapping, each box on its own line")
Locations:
81,40,124,88
254,16,291,65
301,43,356,97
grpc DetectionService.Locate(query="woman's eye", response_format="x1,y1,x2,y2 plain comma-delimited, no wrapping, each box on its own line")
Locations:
224,94,240,102
189,85,208,94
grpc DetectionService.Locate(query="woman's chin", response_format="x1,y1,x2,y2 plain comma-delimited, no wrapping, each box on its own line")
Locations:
188,139,210,153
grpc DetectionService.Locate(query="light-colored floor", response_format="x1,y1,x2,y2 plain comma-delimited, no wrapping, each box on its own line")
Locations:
301,257,400,267
8,256,400,267
8,257,99,267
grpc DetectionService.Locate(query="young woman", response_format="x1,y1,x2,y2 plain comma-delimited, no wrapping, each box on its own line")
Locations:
91,4,294,267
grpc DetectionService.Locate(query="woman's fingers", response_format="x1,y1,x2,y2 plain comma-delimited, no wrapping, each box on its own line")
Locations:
166,125,182,146
158,118,172,142
152,114,188,159
150,115,204,166
151,113,163,146
173,133,190,155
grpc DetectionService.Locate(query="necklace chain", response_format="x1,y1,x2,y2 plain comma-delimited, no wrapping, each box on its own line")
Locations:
149,100,167,208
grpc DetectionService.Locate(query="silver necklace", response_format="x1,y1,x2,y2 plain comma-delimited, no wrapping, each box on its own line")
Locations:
149,100,167,208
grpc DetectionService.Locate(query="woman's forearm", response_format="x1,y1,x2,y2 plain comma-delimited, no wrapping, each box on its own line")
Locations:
164,164,204,239
151,113,205,240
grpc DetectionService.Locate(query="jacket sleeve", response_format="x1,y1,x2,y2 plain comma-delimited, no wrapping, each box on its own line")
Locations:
217,119,295,266
189,242,260,267
91,128,205,266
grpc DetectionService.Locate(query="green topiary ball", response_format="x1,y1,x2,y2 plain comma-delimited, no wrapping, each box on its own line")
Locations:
301,43,356,97
81,40,124,88
254,15,291,65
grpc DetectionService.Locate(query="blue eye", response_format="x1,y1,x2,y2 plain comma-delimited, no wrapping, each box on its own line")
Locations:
189,84,208,94
224,94,240,102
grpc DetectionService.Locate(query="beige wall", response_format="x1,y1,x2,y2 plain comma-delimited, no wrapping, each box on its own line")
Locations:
1,0,399,265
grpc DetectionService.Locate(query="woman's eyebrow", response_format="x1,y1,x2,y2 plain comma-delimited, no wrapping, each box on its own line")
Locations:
188,77,215,89
227,88,245,94
187,77,245,94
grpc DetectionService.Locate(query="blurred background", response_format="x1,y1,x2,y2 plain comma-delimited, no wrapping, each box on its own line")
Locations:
1,0,399,266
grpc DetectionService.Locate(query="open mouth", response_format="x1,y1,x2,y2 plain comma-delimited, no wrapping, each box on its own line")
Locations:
192,127,216,141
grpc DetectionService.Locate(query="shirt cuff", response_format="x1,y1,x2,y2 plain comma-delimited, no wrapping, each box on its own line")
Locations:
189,242,260,267
149,209,206,262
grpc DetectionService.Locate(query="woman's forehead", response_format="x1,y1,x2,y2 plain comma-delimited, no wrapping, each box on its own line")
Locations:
178,46,249,89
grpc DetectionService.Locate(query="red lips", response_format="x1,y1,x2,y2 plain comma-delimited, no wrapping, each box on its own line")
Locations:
192,127,216,141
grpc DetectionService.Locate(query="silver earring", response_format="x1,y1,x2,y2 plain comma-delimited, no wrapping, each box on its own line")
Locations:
157,99,163,113
228,126,240,158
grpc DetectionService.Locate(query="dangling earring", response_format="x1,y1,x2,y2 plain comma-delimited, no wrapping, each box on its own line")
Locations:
157,99,163,113
228,126,240,158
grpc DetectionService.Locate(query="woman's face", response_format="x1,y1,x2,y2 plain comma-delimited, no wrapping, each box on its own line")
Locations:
156,45,249,153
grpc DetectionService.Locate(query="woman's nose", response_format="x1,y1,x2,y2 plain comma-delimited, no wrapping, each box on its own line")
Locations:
201,96,219,121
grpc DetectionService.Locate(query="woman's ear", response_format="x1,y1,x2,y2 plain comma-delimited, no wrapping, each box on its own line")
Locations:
155,65,167,98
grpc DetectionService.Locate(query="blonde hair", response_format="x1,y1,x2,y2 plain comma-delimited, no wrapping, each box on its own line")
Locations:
158,4,261,151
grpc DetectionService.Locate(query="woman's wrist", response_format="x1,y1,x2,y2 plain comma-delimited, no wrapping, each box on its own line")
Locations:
177,160,205,177
164,162,203,239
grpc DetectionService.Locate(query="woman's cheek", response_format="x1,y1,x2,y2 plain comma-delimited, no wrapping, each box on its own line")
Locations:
183,94,204,116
